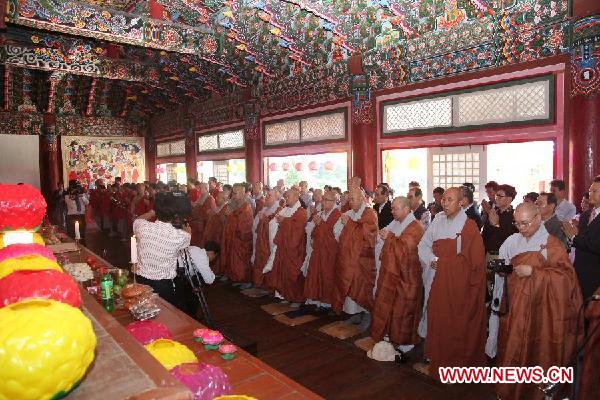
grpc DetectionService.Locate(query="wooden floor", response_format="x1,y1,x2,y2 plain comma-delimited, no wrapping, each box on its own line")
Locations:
86,226,496,400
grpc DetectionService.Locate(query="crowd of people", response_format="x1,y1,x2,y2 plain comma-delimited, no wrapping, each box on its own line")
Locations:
64,173,598,399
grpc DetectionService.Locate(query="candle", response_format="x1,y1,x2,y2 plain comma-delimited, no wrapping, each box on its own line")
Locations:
130,235,138,264
74,221,80,240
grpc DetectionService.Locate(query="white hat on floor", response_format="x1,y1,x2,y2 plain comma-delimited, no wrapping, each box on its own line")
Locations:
367,341,399,362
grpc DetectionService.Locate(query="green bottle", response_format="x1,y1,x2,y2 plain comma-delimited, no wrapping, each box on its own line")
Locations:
100,269,114,312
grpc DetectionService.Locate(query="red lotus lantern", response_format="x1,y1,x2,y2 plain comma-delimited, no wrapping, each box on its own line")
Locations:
0,269,81,308
295,162,303,171
0,184,47,231
269,163,278,172
308,161,318,171
282,162,290,171
324,161,335,171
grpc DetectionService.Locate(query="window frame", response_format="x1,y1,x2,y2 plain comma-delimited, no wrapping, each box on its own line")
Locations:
262,108,348,149
155,138,186,159
197,126,245,154
381,75,555,137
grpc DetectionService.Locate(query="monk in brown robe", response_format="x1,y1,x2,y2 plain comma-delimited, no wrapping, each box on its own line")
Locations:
202,191,229,275
371,196,424,352
303,190,341,306
492,203,582,400
190,183,215,246
252,181,265,216
332,188,378,329
416,187,486,380
252,188,282,289
579,288,600,400
220,184,253,284
266,188,307,304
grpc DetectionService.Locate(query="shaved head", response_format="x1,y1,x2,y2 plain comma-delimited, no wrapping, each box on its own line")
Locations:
349,188,365,212
322,190,337,212
442,187,463,218
285,188,300,207
391,196,411,221
514,202,542,238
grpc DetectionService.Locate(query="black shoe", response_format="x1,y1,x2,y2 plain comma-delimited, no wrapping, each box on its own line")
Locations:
395,351,410,364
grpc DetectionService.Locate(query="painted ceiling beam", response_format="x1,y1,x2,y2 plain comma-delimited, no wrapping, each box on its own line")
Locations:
5,0,219,58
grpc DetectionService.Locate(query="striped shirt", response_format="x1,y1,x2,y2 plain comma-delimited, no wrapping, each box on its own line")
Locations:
133,219,191,280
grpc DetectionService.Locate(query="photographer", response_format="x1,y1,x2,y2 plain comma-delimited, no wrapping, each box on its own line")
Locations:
133,192,192,308
64,179,89,245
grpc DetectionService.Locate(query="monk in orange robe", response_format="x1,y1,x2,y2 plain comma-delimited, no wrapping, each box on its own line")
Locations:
190,182,215,247
221,183,254,284
490,203,582,400
252,181,265,216
265,188,307,304
371,196,424,352
332,188,378,328
416,187,486,380
203,191,229,275
252,188,282,288
303,190,341,306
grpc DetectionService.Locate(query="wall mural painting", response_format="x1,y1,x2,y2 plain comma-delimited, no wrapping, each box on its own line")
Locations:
61,135,145,188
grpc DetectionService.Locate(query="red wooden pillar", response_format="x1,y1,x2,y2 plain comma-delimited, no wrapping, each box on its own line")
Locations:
568,3,600,204
39,113,61,197
145,135,156,183
245,120,262,184
185,129,197,182
350,100,377,191
569,95,600,203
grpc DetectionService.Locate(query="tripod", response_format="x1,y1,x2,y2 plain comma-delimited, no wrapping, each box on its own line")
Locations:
178,249,215,329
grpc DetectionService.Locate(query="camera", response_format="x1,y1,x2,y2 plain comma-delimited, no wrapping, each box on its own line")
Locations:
487,258,513,274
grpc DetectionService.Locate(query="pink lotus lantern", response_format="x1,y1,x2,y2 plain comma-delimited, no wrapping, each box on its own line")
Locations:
170,362,232,400
218,344,237,360
193,328,209,343
201,330,224,350
125,320,172,345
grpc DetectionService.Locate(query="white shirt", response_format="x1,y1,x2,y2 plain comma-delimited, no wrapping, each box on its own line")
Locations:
133,219,191,280
589,207,600,224
417,209,468,267
65,194,89,215
555,199,577,222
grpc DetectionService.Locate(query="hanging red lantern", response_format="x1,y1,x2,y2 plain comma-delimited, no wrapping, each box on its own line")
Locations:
324,161,335,171
308,161,318,171
282,162,290,171
268,163,278,171
295,162,303,171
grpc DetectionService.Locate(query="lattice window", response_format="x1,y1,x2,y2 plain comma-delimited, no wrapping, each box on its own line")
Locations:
455,80,550,126
156,142,170,158
430,146,485,202
198,134,219,152
219,130,244,149
169,139,185,155
265,120,301,145
156,139,185,157
301,112,345,141
384,97,452,133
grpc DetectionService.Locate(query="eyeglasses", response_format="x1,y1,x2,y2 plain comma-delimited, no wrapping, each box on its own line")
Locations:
513,215,538,228
495,194,508,198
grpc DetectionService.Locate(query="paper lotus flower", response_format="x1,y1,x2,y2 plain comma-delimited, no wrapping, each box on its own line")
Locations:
193,328,209,342
0,254,62,280
0,231,45,248
0,243,56,264
0,269,81,308
0,299,96,400
201,330,224,350
0,184,47,231
218,344,237,360
126,320,172,345
170,362,232,400
145,339,197,370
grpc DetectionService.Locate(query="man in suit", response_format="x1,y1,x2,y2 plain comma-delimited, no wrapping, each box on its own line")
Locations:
563,176,600,299
461,185,483,230
373,183,393,230
535,192,570,252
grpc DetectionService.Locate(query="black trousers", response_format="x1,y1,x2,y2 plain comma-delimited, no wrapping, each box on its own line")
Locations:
135,274,198,318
